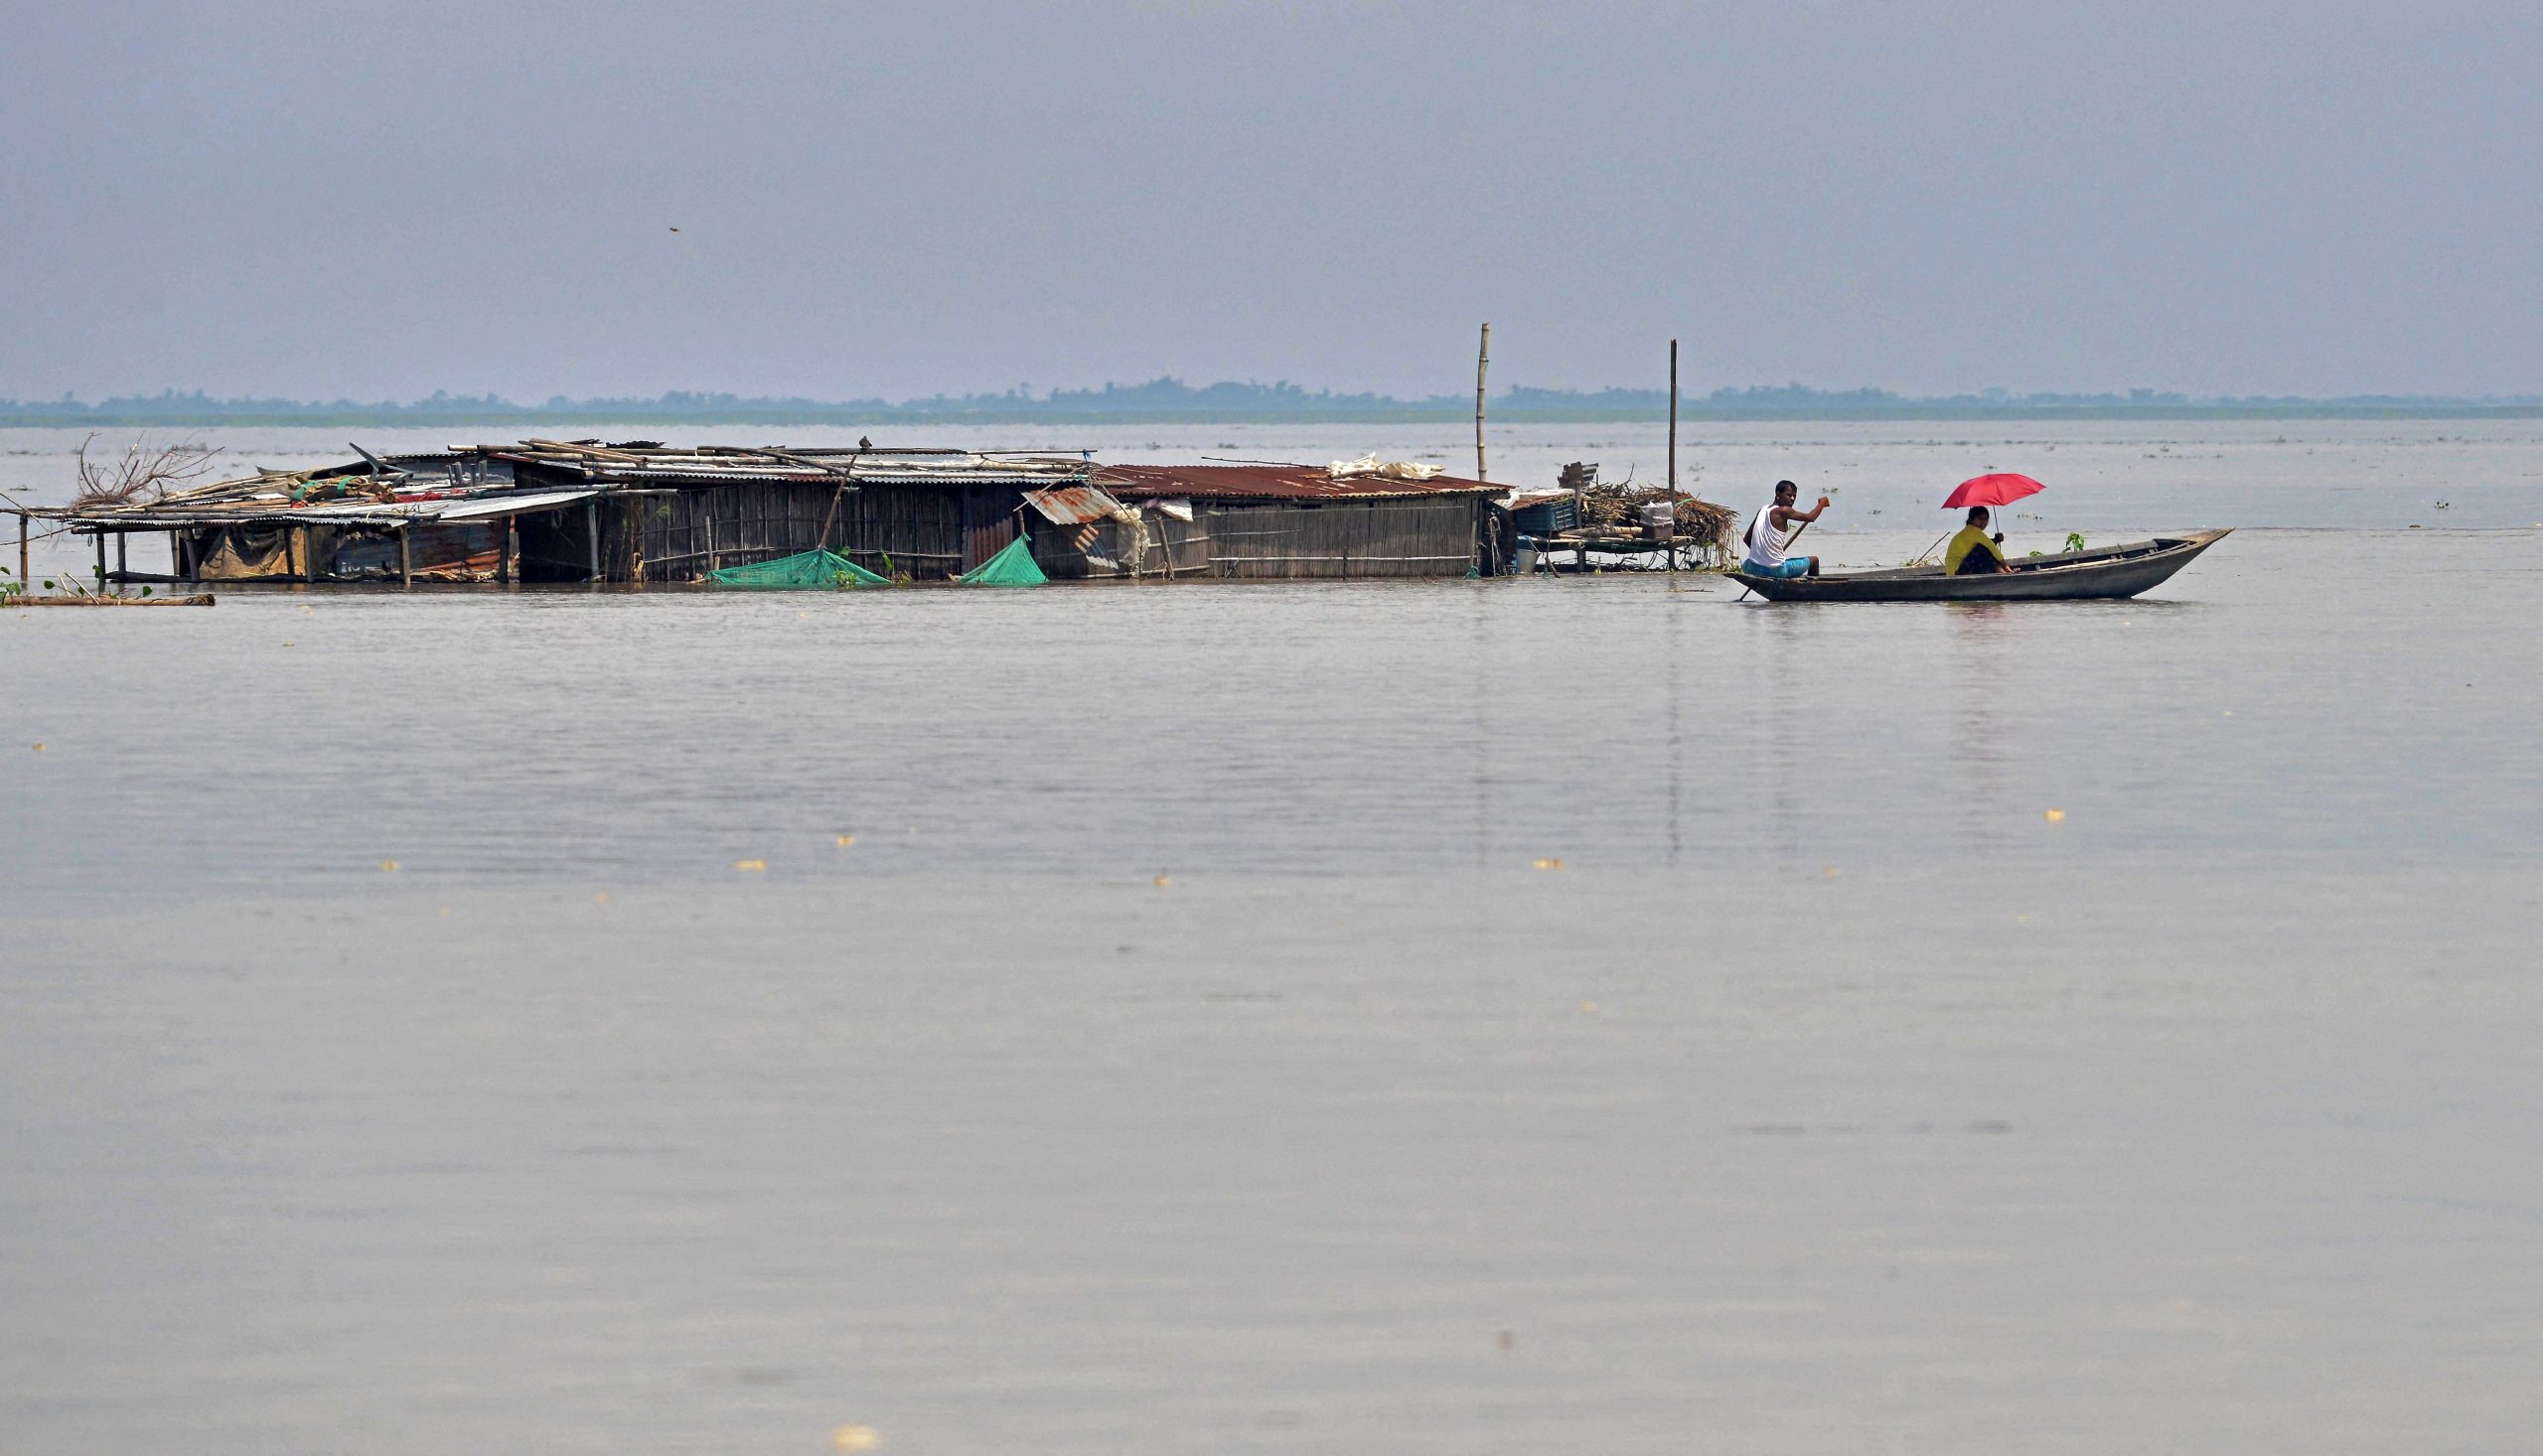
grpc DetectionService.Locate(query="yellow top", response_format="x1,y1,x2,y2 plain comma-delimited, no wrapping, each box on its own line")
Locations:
1943,524,2004,574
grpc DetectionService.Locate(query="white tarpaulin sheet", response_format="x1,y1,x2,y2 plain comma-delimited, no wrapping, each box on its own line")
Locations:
1326,455,1442,481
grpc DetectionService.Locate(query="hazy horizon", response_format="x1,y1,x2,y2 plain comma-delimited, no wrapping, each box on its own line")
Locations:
6,3,2537,402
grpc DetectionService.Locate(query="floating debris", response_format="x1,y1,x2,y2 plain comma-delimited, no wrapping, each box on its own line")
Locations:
733,859,767,872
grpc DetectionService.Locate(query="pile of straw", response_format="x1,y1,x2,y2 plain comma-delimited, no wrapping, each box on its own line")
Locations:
1575,482,1737,547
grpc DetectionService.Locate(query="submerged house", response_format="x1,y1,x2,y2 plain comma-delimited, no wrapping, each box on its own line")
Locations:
44,441,1509,585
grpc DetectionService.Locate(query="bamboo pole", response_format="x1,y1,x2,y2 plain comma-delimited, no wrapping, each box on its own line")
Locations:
1474,323,1490,484
16,512,26,588
1668,339,1679,575
398,523,413,588
585,500,601,581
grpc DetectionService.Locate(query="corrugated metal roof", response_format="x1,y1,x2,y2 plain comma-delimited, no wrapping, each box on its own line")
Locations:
431,489,597,519
497,448,1086,489
1092,464,1502,502
1023,485,1125,523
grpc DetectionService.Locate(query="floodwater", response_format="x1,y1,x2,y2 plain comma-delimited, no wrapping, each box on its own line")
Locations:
4,421,2540,1453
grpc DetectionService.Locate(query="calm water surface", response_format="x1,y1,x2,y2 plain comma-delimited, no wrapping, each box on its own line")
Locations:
4,423,2539,1453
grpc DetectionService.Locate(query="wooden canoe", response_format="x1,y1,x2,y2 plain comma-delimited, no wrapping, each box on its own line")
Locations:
1731,529,2231,603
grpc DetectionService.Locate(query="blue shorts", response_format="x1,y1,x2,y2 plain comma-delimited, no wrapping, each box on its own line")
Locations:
1743,557,1810,578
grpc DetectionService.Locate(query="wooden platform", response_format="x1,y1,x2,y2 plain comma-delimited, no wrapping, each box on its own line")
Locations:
1522,528,1728,572
3,594,216,608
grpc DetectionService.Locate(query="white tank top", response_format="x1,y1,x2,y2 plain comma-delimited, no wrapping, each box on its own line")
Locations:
1745,502,1786,567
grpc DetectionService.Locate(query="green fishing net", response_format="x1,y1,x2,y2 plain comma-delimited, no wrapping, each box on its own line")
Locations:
706,549,890,590
957,535,1047,587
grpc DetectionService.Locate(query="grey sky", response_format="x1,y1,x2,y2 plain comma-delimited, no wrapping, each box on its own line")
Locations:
4,1,2536,401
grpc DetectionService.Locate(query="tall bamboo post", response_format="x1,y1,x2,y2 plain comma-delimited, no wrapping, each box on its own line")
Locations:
16,512,27,588
1668,339,1680,575
1474,323,1490,484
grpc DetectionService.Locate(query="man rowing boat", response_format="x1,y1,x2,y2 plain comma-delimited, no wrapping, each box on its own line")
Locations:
1742,480,1829,578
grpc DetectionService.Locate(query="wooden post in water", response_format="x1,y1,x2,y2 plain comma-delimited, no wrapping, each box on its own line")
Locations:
398,523,413,589
498,515,515,583
16,512,27,588
1668,339,1679,575
115,532,127,581
1474,323,1490,484
584,500,601,581
94,531,106,588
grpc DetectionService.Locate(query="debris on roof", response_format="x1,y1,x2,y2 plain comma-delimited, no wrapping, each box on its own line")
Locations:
30,441,1093,528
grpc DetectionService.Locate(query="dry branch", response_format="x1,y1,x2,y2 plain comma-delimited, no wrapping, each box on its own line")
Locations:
71,434,220,510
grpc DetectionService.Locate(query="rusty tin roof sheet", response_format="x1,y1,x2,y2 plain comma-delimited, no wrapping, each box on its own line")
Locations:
1023,485,1127,523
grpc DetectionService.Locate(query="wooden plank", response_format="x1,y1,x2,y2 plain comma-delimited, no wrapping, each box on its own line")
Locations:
5,593,216,607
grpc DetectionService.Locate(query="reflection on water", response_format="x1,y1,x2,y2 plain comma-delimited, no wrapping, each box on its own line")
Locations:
1947,604,2018,853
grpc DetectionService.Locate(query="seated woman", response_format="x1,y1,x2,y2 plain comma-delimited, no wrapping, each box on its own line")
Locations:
1943,507,2013,575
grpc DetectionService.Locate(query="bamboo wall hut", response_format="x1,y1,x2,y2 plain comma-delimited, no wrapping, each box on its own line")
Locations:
493,444,1081,582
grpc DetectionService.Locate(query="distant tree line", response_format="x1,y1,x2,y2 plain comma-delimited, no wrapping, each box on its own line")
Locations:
4,378,2539,426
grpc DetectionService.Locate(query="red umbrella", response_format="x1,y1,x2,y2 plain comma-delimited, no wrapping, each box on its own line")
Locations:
1942,473,2045,510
